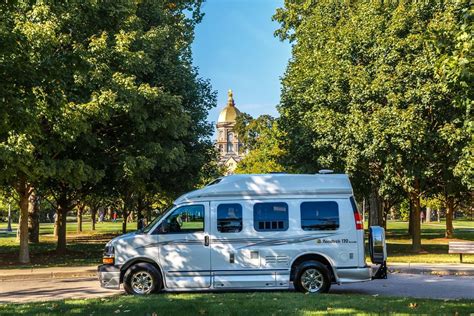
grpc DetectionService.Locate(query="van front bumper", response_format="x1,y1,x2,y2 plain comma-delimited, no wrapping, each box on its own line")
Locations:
336,266,372,283
98,265,121,289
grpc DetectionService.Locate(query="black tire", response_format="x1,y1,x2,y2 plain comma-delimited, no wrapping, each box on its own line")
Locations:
123,262,162,295
294,260,331,293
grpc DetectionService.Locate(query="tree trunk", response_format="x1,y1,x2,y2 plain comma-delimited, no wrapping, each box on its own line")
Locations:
54,211,59,237
76,204,84,233
146,206,152,223
137,209,144,230
445,196,454,238
16,179,31,264
56,209,67,253
7,204,12,232
362,197,366,223
108,207,113,220
16,216,20,241
390,207,395,221
437,209,441,222
426,207,431,223
408,198,414,236
122,203,128,234
410,179,422,252
56,195,73,254
122,210,128,233
382,200,390,230
28,190,40,243
369,188,383,227
91,207,97,231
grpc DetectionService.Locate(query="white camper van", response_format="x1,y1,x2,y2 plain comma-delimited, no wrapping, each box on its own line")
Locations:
98,173,387,295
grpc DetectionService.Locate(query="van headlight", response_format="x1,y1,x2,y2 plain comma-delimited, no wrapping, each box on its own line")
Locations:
103,245,115,265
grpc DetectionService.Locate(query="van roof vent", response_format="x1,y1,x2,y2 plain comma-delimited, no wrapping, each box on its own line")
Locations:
318,169,334,174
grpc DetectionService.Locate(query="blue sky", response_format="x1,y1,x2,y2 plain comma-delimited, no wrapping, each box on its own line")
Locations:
192,0,291,126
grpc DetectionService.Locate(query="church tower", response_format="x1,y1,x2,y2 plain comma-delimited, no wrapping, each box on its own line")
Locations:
216,90,243,174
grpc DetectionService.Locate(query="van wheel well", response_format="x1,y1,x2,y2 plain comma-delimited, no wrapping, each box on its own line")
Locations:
290,254,335,282
120,258,162,283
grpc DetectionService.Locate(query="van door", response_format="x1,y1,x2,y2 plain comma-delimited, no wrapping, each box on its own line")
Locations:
210,200,278,289
157,203,211,288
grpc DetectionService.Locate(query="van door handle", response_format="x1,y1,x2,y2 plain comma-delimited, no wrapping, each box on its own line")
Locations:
204,235,209,246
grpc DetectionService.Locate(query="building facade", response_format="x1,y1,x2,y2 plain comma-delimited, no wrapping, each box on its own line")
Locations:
216,90,243,174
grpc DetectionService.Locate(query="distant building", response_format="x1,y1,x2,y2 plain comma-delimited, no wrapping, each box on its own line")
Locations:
216,90,244,174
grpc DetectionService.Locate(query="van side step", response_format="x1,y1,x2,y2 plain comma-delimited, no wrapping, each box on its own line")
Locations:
372,261,387,279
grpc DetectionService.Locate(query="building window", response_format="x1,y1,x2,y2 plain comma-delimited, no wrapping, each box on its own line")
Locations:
253,202,288,231
227,132,234,142
227,143,233,152
300,201,339,231
217,204,242,233
219,144,223,152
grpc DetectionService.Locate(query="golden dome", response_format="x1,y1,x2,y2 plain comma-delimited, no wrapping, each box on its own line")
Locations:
218,89,241,123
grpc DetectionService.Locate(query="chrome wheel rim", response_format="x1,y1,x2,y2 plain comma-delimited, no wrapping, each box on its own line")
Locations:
131,271,153,294
301,268,323,293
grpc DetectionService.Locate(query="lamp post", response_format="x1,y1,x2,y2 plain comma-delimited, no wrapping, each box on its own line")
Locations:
7,203,12,232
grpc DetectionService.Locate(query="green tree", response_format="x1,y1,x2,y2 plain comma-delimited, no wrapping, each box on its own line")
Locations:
234,114,285,174
0,0,215,256
274,1,471,251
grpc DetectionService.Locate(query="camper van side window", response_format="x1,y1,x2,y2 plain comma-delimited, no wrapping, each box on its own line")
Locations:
253,202,288,232
159,205,205,234
300,201,339,231
217,204,242,233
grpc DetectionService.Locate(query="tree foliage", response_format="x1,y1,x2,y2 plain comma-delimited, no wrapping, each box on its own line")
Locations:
0,0,215,256
274,1,472,247
234,114,285,174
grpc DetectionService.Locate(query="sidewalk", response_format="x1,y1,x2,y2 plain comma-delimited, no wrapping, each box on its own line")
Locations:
0,265,97,281
0,262,473,282
386,262,474,276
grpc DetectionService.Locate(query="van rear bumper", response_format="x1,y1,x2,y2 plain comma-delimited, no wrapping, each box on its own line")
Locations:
98,265,121,289
335,266,372,283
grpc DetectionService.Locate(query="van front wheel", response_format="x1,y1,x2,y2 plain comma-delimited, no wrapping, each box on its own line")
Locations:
123,263,162,295
294,261,331,293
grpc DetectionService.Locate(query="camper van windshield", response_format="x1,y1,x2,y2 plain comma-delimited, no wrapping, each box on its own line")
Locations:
142,205,174,233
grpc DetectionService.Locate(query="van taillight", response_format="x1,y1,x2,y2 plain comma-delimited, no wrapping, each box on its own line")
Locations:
350,196,363,230
354,211,363,230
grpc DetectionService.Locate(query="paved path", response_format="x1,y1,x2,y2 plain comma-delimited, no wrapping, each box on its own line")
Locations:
0,277,118,303
387,263,474,275
0,266,97,281
1,273,473,303
331,273,474,300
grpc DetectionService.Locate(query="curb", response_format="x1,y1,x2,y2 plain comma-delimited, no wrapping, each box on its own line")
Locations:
0,268,97,281
387,265,474,276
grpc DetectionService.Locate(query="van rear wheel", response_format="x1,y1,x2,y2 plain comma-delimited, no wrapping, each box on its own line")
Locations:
294,261,331,293
123,263,162,295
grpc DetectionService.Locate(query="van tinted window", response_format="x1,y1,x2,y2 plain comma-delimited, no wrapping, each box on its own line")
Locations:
253,202,288,231
217,204,242,233
300,201,339,231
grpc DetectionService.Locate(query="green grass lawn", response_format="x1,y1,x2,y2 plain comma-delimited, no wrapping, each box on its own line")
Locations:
1,292,473,315
1,219,473,268
0,292,474,315
0,221,136,269
379,220,474,263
